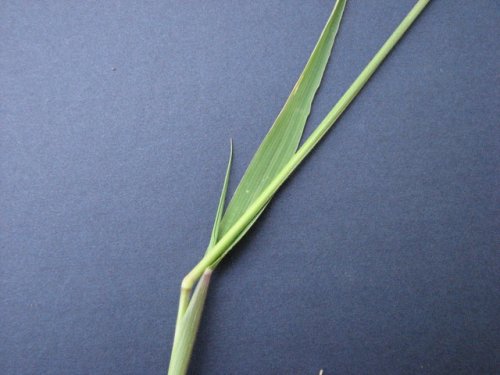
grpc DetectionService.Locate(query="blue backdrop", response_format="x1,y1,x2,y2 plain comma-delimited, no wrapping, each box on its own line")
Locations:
1,1,499,374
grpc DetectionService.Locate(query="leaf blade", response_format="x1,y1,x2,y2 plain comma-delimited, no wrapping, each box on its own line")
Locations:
208,140,233,248
219,0,347,237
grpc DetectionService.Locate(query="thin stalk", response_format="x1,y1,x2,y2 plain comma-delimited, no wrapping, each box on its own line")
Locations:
169,269,213,375
169,285,191,375
175,287,190,330
182,0,430,290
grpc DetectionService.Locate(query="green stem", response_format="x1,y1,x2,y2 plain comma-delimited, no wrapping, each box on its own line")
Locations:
182,0,430,291
169,269,213,375
175,286,190,331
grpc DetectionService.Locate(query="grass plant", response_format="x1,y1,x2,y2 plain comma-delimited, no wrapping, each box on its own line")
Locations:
168,1,430,373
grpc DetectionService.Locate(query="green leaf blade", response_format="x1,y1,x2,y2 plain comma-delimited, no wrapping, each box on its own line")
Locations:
218,0,347,238
208,140,233,248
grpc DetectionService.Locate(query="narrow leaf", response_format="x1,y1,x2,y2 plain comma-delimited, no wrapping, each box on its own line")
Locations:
208,140,233,248
218,0,347,238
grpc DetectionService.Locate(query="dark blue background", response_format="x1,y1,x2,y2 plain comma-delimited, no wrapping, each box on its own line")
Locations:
1,1,499,374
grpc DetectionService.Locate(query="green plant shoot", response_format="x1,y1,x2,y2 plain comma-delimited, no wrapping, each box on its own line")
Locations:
168,1,430,373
